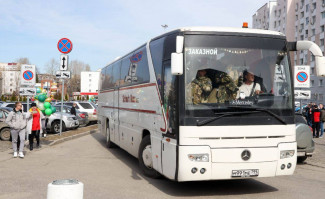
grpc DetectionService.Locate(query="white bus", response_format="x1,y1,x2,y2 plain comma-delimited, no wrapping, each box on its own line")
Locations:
98,27,325,181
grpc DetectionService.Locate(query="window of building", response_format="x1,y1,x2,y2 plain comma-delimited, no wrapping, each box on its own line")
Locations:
10,78,13,81
300,58,304,65
306,4,309,12
300,35,304,40
311,80,314,87
321,39,325,46
10,73,13,76
301,11,304,18
305,29,308,37
274,10,277,17
311,55,315,61
89,79,91,82
320,94,324,101
313,2,316,10
312,16,316,24
296,15,298,20
279,9,281,17
320,79,323,86
322,25,325,32
323,0,325,5
89,89,91,92
10,89,12,92
301,0,304,6
89,74,91,77
306,17,309,25
278,20,281,26
322,11,325,19
311,67,315,75
312,29,315,36
274,21,277,28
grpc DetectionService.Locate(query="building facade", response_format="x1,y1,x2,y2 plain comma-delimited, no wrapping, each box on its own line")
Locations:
253,0,325,105
80,71,100,94
0,62,20,95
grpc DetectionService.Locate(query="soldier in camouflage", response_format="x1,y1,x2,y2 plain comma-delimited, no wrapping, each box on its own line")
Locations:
190,70,212,105
212,71,238,103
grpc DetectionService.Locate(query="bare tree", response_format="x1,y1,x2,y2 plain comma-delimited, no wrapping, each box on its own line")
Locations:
85,64,91,71
45,58,59,75
16,57,31,65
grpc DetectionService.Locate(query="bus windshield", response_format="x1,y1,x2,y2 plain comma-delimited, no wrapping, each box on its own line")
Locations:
184,35,293,117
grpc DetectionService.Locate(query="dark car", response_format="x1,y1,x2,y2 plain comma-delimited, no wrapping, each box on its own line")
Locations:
295,113,315,163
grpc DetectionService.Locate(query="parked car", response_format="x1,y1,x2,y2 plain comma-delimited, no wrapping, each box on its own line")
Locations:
0,107,11,141
295,113,315,163
57,101,97,123
54,105,89,126
1,102,79,134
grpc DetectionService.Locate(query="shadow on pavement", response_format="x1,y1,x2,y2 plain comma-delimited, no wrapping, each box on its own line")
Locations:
90,132,278,197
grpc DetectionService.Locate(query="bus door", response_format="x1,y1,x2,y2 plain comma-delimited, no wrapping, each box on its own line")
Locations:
112,63,120,145
161,61,177,179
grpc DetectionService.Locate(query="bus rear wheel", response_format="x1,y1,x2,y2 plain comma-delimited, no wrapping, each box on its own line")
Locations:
138,135,161,178
106,125,115,148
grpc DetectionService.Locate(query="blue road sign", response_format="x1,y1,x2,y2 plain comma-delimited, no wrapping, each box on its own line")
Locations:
57,38,73,54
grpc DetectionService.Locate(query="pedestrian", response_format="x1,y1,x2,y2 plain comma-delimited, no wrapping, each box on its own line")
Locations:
70,102,77,116
312,105,321,138
320,103,325,138
5,102,29,158
26,103,45,151
304,104,312,127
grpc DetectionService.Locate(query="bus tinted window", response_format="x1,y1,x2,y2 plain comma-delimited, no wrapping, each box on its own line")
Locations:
112,61,121,87
104,66,113,89
131,46,150,84
100,67,105,90
150,37,165,92
120,54,134,87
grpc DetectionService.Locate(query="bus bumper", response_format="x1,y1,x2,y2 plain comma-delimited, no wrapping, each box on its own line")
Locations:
177,142,297,182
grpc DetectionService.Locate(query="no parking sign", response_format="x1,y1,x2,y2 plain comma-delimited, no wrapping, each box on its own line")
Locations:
294,65,310,88
20,65,36,86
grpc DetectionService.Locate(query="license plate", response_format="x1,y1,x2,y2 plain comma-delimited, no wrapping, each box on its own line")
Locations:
297,152,305,157
232,169,259,177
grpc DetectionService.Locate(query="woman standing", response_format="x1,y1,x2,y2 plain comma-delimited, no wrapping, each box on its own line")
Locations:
27,103,45,150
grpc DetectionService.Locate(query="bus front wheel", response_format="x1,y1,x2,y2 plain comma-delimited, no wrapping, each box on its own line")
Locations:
138,135,161,178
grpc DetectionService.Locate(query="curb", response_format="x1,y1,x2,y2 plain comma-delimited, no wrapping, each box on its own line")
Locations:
48,129,98,146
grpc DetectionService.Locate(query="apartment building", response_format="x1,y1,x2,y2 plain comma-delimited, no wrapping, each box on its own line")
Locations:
0,62,20,95
80,71,100,95
253,0,325,105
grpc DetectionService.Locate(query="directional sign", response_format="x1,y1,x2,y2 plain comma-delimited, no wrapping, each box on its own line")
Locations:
20,65,36,86
60,55,68,71
294,65,310,88
56,71,71,79
294,90,311,99
19,87,36,96
57,38,73,54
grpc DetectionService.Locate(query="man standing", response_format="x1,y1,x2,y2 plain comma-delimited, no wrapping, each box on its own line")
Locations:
6,102,29,158
319,104,325,138
70,103,77,116
312,105,321,138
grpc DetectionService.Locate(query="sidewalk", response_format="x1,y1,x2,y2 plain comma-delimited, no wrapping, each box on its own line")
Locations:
0,125,98,161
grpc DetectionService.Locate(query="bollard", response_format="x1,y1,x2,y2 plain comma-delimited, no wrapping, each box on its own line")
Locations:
47,179,84,199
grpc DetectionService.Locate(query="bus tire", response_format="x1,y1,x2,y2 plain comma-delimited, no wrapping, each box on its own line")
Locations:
106,125,115,148
138,135,161,178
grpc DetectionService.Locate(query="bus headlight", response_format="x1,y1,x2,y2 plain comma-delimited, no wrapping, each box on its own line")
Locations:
188,154,209,162
280,150,295,159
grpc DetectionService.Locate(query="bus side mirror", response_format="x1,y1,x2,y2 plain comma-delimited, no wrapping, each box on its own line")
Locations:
171,36,184,75
316,56,325,76
171,53,183,75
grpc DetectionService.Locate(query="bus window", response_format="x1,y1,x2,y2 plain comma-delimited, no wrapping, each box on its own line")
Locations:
104,66,113,89
150,37,165,93
112,61,121,87
131,46,150,84
120,54,134,87
163,61,177,136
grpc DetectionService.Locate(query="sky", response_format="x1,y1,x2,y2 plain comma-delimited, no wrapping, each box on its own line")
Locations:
0,0,270,73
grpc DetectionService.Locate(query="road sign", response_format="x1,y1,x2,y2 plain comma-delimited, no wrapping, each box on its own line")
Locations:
294,90,311,99
60,55,68,71
20,65,36,86
19,87,36,96
57,38,73,54
294,65,310,88
56,71,71,79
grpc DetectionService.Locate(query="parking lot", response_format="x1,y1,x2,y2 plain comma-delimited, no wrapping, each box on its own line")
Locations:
0,128,325,199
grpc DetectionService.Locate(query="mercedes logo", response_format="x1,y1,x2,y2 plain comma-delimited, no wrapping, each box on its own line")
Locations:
241,150,251,161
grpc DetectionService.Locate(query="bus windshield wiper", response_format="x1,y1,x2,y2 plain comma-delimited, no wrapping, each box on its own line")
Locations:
196,111,260,126
227,106,287,125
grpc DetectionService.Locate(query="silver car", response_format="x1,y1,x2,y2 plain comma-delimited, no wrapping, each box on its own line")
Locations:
58,101,97,122
46,112,79,134
54,105,89,126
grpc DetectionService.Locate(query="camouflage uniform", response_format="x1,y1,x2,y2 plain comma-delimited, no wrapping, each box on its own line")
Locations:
214,72,238,103
190,76,212,104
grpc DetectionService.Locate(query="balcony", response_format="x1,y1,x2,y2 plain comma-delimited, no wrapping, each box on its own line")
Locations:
311,61,315,68
311,35,316,42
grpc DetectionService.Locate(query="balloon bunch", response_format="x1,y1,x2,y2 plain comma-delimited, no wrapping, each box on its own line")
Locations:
35,88,56,116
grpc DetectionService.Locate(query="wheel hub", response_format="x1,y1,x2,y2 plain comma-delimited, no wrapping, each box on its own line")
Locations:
142,145,153,168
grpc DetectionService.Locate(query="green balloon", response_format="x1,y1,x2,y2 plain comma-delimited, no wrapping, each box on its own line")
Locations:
44,102,51,109
41,109,45,114
38,95,46,102
51,106,56,113
45,108,52,116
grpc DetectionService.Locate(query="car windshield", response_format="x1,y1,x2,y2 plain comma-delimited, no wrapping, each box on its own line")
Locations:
184,35,293,117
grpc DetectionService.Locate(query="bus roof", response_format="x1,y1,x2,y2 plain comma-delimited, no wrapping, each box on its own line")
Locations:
173,26,285,37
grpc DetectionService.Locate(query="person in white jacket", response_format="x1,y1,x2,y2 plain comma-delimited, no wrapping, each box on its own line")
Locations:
26,103,45,151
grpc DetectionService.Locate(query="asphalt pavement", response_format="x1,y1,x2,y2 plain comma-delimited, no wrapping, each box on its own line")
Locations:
0,131,325,199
